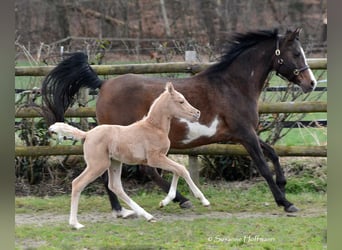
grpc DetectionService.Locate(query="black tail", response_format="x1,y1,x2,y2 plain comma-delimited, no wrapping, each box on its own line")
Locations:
41,52,103,125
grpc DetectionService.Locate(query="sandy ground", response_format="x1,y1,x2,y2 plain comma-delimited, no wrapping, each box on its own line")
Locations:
15,206,326,226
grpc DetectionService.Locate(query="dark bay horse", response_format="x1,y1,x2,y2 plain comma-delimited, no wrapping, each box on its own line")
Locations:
42,28,317,215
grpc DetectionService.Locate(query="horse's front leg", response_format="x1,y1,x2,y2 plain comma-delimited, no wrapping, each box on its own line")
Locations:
259,139,286,194
139,165,192,208
241,131,298,213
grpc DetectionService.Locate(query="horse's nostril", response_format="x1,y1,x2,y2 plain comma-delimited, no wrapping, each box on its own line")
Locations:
310,81,315,87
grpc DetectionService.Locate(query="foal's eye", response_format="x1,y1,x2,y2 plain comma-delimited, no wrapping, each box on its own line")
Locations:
179,100,184,104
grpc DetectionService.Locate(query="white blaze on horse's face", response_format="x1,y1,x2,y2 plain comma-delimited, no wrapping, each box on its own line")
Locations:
300,46,317,90
180,116,219,144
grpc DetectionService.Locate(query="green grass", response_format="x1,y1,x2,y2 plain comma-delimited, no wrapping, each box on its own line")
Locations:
15,216,326,249
274,127,326,146
15,181,326,249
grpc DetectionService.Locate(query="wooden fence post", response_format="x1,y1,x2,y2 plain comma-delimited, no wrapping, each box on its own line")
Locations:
188,155,200,186
78,88,89,130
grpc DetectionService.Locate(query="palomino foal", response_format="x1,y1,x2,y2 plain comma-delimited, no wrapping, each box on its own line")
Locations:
49,82,210,229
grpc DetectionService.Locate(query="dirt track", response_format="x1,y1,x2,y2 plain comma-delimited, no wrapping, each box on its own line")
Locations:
15,206,326,226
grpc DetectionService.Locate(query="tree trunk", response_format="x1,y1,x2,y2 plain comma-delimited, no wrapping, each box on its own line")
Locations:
160,0,171,37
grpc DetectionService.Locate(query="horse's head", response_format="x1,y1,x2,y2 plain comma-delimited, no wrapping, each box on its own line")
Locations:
274,28,317,93
165,82,200,122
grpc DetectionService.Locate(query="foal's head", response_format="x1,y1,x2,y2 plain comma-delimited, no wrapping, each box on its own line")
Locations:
274,28,317,93
162,82,200,122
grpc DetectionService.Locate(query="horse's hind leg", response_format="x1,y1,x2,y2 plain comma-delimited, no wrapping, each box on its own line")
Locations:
108,161,155,222
139,165,192,208
259,139,286,194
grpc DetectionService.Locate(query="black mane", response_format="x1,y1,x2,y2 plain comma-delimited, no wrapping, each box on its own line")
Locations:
203,29,279,75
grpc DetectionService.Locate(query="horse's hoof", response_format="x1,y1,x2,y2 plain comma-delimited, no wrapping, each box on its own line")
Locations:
285,205,299,213
159,201,164,208
179,200,193,209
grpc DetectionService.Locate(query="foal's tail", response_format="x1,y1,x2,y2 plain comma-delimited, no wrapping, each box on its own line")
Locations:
49,122,87,140
41,52,103,125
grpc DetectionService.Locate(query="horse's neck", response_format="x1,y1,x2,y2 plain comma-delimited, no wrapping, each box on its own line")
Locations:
145,98,172,134
227,41,275,98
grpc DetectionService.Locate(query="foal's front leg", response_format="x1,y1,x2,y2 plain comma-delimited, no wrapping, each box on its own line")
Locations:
139,165,193,208
148,154,210,207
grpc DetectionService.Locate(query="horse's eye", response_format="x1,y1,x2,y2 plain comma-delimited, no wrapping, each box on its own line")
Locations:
179,100,184,104
294,52,301,58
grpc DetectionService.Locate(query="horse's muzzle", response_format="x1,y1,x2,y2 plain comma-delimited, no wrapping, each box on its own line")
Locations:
301,80,316,93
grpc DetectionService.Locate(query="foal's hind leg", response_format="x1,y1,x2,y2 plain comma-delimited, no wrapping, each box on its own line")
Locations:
159,173,179,207
108,160,155,222
101,171,136,218
139,165,192,208
259,139,286,194
70,162,109,229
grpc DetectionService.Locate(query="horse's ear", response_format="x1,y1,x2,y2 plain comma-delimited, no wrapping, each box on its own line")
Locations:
165,82,175,94
293,27,302,39
286,27,302,41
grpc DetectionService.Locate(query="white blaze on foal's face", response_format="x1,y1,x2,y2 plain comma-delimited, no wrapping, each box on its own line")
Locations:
179,116,219,144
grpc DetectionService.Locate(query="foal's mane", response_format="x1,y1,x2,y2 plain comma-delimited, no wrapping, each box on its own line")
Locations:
202,29,279,76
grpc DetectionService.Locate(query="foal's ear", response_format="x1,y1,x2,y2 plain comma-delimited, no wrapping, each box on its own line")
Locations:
165,81,175,94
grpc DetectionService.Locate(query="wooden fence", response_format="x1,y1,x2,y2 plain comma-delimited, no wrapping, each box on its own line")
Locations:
15,58,327,76
15,59,327,184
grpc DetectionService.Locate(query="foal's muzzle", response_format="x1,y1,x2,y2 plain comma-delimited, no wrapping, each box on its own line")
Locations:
193,110,201,121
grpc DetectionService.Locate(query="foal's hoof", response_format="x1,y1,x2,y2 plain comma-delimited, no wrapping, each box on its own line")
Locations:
148,217,157,223
113,207,137,219
179,200,193,209
285,205,299,213
70,222,85,230
202,200,211,207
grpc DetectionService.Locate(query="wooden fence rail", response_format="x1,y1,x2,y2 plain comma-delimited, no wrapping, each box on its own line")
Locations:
15,144,327,157
15,101,327,118
15,58,327,76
